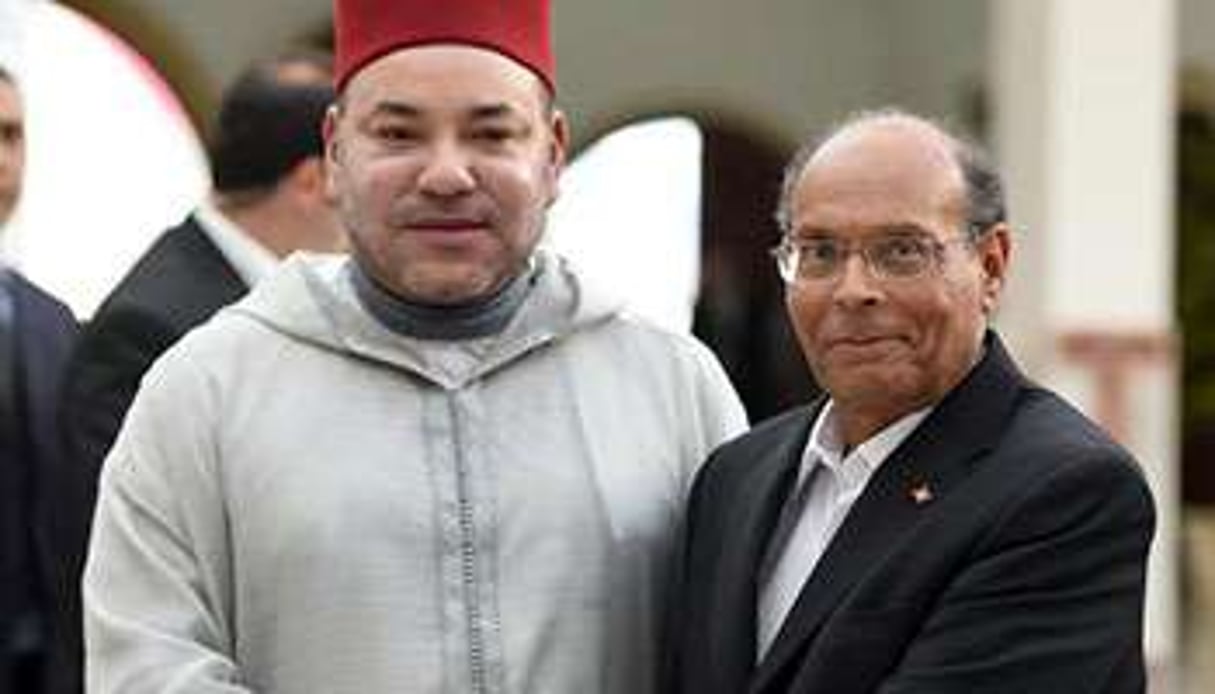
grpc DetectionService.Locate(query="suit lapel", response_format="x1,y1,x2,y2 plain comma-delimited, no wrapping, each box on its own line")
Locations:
750,334,1027,693
708,406,818,683
179,215,251,304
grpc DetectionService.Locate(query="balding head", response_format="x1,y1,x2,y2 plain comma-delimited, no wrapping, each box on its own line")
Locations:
776,109,1005,240
774,107,1013,446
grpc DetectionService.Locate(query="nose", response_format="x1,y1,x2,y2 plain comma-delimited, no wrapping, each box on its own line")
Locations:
831,253,883,308
417,141,476,198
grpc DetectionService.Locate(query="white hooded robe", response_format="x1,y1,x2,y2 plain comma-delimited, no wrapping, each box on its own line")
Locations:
84,251,746,694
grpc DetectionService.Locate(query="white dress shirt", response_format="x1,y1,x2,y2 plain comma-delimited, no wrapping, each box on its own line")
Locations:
194,201,279,287
756,401,931,658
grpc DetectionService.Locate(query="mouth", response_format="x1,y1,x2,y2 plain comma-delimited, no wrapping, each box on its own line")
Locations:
830,333,896,346
406,218,489,234
824,334,906,356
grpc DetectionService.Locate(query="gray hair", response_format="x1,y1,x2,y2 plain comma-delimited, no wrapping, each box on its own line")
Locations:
774,107,1006,239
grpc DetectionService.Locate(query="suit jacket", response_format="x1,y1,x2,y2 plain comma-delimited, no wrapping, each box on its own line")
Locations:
0,270,78,694
668,333,1155,694
54,214,246,692
61,215,248,479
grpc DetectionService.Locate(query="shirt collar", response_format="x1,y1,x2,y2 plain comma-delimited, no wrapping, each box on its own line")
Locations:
194,201,279,287
349,257,537,341
800,400,933,488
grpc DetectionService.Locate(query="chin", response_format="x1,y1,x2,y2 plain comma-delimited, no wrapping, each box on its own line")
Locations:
405,273,500,305
405,283,485,305
826,368,925,402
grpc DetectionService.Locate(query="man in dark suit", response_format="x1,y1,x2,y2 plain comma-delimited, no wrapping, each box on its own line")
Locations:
54,50,344,690
0,64,80,694
61,49,342,482
667,109,1155,694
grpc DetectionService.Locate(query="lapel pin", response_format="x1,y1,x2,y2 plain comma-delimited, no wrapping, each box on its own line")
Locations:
908,480,934,506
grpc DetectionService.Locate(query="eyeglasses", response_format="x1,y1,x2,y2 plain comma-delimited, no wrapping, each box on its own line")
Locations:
771,232,976,284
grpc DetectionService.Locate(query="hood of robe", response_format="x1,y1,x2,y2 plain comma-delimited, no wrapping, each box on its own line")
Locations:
227,248,625,390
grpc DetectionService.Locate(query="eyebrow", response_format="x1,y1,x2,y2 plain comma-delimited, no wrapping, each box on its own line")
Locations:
874,223,933,236
468,103,519,121
366,100,523,121
793,223,931,238
368,101,422,119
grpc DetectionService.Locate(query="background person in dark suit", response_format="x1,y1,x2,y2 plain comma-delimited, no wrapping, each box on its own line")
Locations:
54,49,345,688
0,64,79,694
667,109,1156,694
61,49,343,483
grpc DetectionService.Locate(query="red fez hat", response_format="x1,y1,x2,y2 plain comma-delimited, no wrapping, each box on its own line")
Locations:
334,0,555,93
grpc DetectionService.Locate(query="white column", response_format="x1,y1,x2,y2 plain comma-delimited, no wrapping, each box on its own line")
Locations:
992,0,1179,687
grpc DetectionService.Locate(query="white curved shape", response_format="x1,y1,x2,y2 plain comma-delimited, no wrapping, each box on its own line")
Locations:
546,116,703,333
1,1,208,317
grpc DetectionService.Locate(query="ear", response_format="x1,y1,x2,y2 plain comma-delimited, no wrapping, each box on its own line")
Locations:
976,222,1012,315
287,157,326,200
322,104,343,204
543,109,570,206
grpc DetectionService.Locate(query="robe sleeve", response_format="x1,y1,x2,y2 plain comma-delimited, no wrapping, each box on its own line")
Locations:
683,336,748,489
82,342,252,693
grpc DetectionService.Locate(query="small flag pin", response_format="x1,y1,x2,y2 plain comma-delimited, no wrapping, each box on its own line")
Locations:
908,481,934,505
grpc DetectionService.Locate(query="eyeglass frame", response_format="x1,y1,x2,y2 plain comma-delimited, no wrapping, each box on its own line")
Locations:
770,224,991,284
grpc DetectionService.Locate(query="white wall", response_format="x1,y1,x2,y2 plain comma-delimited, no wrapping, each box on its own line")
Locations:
1182,0,1215,74
555,0,888,143
878,0,988,129
110,0,989,147
138,0,332,93
112,0,1215,145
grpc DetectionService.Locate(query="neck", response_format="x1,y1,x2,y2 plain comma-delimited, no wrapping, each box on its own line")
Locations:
351,261,535,341
833,335,989,447
833,405,904,449
214,193,292,258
